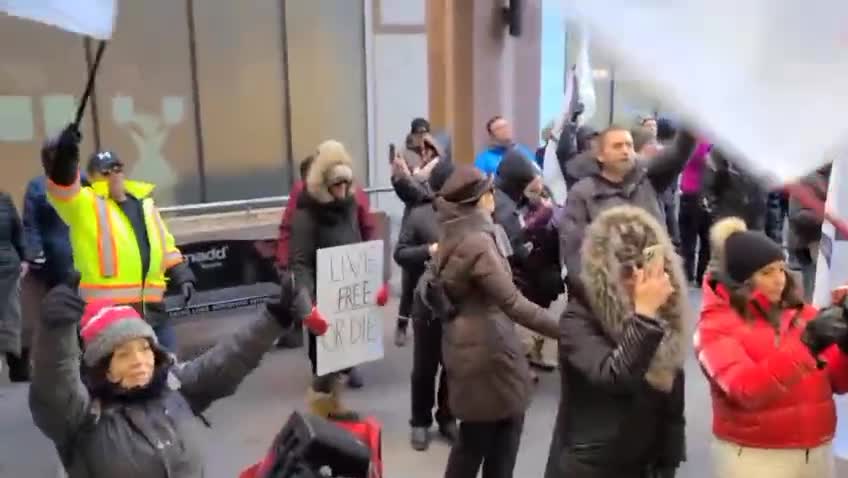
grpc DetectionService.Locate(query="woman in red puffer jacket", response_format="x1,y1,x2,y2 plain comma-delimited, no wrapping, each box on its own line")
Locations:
695,217,848,478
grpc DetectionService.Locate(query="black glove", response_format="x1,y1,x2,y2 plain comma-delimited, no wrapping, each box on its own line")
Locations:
266,271,312,329
801,305,848,360
570,102,585,123
181,282,195,305
42,123,82,182
41,271,84,329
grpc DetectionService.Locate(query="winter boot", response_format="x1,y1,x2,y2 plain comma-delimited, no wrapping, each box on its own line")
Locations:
6,350,30,383
394,317,409,347
527,336,556,372
328,380,360,421
306,387,336,419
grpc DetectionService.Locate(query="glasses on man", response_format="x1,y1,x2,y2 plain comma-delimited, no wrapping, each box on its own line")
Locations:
101,164,124,176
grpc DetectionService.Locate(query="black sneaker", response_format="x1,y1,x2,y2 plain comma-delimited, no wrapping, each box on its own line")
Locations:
410,427,431,451
6,351,30,383
438,420,459,443
394,326,408,347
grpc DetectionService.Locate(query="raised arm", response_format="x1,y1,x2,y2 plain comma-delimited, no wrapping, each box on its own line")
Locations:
28,282,92,451
175,277,311,413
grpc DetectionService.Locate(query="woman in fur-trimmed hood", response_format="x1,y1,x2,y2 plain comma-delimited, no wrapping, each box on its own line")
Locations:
545,204,689,478
289,140,365,419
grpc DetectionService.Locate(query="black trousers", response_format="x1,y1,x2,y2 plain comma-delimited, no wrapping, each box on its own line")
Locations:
410,318,452,427
678,193,711,283
397,268,418,330
444,414,525,478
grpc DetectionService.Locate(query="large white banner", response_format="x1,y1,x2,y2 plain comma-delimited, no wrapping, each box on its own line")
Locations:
316,240,384,376
1,0,117,39
810,157,848,459
543,24,596,205
812,158,848,308
566,0,848,182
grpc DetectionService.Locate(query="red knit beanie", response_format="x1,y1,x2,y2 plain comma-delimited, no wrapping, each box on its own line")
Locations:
79,300,157,366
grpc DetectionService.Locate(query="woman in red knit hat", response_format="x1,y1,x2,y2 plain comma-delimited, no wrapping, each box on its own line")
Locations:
28,272,323,478
695,217,848,478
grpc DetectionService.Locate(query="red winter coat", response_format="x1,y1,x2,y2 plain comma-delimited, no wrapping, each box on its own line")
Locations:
695,277,848,449
275,181,375,268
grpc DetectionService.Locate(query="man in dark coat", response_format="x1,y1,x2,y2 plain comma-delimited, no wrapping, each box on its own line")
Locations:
493,151,562,371
393,159,457,451
559,126,696,294
391,119,448,346
546,205,687,478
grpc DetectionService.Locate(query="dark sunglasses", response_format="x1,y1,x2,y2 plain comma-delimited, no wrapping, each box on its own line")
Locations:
101,164,124,176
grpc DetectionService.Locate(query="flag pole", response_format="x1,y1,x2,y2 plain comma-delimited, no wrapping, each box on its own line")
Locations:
74,40,108,129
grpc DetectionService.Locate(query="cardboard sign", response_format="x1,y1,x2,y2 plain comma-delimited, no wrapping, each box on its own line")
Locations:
315,240,384,376
567,0,848,182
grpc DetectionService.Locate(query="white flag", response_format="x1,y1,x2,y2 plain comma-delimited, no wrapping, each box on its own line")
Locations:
810,157,848,459
566,0,848,182
812,158,848,307
543,26,597,205
1,0,117,39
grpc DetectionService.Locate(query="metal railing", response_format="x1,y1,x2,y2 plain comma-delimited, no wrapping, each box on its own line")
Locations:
158,186,395,216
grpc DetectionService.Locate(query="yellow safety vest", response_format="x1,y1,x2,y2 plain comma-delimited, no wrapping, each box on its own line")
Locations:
47,174,184,304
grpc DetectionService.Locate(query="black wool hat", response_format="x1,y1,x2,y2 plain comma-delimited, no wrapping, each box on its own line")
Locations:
724,230,785,283
428,159,455,193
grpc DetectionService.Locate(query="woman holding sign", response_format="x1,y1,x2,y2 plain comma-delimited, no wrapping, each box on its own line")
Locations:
289,140,376,420
433,165,559,478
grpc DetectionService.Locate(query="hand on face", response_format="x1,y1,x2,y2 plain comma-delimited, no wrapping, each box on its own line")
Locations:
632,260,673,319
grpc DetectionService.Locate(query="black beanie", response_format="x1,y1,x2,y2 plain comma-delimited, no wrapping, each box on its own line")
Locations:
724,230,785,283
428,159,455,193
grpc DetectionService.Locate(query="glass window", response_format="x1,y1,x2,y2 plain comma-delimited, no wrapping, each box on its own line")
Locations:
193,0,291,201
0,17,97,204
93,0,200,206
285,0,369,186
611,63,662,127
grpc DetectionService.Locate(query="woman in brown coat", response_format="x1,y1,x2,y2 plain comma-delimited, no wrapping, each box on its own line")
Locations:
433,165,559,478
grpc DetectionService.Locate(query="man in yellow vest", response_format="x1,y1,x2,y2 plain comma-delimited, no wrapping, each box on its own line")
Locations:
41,125,195,351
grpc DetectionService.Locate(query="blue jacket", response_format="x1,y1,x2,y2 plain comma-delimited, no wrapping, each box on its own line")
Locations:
474,144,538,176
23,175,85,286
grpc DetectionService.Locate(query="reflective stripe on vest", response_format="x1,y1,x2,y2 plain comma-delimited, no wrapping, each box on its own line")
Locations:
151,209,180,272
92,197,118,278
79,283,166,304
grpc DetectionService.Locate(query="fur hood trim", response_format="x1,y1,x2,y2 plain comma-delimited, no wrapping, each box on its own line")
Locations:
580,205,689,392
307,140,354,203
706,217,748,277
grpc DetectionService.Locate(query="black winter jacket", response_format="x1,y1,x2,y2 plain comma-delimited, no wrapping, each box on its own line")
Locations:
701,151,768,231
289,150,363,301
546,205,687,478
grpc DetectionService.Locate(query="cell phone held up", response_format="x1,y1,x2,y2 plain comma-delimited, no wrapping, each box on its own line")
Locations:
641,244,666,271
388,143,396,164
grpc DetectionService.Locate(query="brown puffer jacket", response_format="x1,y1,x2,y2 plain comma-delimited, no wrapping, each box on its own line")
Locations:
434,200,558,422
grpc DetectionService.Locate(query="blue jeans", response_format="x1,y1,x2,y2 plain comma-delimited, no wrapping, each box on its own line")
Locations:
153,321,178,353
